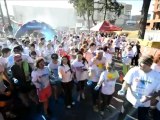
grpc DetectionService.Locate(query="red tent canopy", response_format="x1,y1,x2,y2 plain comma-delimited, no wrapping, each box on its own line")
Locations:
91,21,122,32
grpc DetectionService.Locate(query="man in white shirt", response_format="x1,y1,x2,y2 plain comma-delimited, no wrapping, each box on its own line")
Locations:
7,45,34,68
118,55,160,120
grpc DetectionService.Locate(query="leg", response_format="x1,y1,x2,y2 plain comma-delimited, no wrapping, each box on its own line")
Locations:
68,81,73,106
61,82,69,106
18,92,29,107
43,100,49,115
81,81,86,99
91,82,99,106
138,107,150,120
100,93,107,112
118,100,135,120
52,85,58,101
106,94,113,106
153,108,160,120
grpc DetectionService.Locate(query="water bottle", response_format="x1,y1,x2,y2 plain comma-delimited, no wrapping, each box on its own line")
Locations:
94,85,100,91
13,78,18,84
87,80,93,86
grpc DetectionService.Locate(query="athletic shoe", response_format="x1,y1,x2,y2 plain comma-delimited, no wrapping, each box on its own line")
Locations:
66,105,71,109
81,93,85,99
100,111,104,116
93,105,99,112
72,101,75,105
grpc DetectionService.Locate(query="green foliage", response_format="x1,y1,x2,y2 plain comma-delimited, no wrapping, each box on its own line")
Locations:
96,0,124,17
69,0,94,18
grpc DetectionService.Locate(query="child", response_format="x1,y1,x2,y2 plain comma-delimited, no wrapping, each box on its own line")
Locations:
95,62,119,115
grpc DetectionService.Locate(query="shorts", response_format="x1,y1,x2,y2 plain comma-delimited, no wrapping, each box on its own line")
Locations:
37,85,52,102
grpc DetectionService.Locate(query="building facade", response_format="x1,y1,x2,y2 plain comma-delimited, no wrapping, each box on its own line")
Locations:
147,0,160,30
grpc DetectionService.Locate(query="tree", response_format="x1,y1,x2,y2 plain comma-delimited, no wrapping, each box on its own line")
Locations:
138,0,151,39
69,0,94,31
95,0,124,23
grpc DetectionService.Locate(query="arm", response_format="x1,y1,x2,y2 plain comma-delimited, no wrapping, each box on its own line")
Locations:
140,91,160,103
96,72,105,87
31,71,41,89
58,66,63,79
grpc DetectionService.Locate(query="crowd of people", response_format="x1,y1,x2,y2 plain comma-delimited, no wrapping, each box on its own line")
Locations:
0,32,159,120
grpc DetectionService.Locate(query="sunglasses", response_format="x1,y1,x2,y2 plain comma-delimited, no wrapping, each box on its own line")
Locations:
16,59,22,62
52,57,58,60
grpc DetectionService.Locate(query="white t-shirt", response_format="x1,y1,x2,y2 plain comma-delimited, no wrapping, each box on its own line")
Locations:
43,47,54,63
71,59,88,81
151,63,160,111
114,38,120,48
122,50,134,65
31,67,50,89
23,47,30,56
48,61,60,78
0,57,7,68
99,70,119,95
124,67,160,108
90,57,106,82
58,65,72,83
103,52,112,64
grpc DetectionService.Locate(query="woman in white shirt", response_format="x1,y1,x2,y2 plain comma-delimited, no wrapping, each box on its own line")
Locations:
31,57,52,116
58,56,74,109
48,53,62,102
95,62,119,115
88,50,106,112
72,51,88,101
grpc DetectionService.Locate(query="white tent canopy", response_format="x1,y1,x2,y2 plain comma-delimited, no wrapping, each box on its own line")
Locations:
80,27,89,31
90,22,104,31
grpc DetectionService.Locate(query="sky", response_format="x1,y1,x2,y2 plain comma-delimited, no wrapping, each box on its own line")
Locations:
0,0,154,16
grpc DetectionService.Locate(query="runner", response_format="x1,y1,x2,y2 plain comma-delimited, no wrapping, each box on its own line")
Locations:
95,62,119,115
118,55,160,120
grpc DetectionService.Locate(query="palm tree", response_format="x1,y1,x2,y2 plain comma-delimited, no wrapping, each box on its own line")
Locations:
138,0,151,39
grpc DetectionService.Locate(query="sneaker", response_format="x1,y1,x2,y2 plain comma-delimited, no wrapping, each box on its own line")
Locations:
100,111,104,116
93,105,99,112
66,105,71,109
72,101,75,105
81,93,85,99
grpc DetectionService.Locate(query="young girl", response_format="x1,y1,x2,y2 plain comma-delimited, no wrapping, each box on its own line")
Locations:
32,58,52,116
58,56,74,109
72,51,88,101
48,53,61,102
95,62,119,115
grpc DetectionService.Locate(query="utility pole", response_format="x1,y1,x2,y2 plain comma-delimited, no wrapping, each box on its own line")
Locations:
4,0,11,26
0,3,5,27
